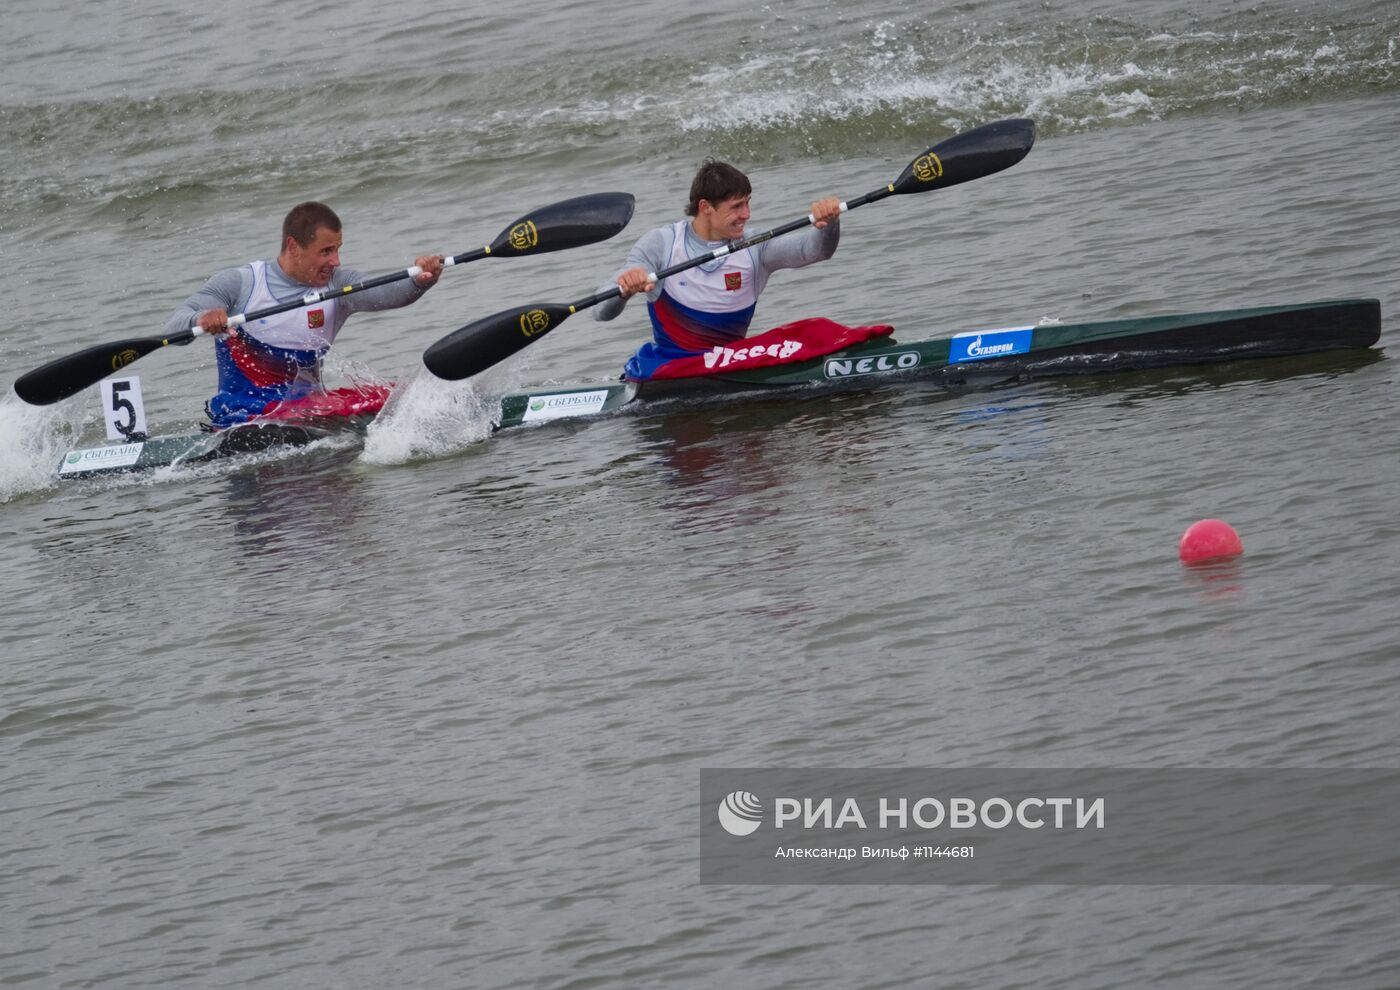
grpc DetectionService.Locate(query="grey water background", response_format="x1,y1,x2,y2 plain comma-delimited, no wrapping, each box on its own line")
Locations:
2,0,1399,986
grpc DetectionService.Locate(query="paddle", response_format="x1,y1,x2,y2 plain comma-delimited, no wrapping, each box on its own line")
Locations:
12,192,637,406
421,118,1036,382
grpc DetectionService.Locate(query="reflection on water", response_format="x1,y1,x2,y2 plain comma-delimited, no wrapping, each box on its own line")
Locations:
575,344,1386,502
627,385,949,496
1028,346,1387,406
1180,556,1249,604
217,454,370,559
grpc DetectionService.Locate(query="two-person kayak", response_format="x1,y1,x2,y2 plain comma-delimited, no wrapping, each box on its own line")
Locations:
53,298,1382,480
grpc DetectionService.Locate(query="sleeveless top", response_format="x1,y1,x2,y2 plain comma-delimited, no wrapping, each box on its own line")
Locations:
208,261,341,424
645,220,758,351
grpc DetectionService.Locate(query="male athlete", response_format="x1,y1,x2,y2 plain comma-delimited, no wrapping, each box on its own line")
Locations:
166,201,444,427
594,160,842,380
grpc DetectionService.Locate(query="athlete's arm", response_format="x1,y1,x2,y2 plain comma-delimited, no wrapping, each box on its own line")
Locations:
758,213,840,272
593,227,674,321
164,267,246,337
338,265,434,314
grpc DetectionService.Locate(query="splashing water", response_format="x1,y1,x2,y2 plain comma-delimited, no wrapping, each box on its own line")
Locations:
0,392,90,502
359,368,498,466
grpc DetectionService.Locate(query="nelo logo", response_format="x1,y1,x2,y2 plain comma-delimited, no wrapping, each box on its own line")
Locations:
718,791,764,836
111,349,140,371
824,351,921,379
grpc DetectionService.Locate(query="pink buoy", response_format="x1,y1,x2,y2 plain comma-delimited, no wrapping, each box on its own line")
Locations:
1179,519,1244,563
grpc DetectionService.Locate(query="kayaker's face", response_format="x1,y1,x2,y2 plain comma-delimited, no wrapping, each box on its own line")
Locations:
698,194,751,241
282,226,343,286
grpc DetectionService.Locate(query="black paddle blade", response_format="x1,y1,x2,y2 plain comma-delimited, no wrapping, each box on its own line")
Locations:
13,335,171,405
891,118,1036,196
487,192,636,258
422,302,576,380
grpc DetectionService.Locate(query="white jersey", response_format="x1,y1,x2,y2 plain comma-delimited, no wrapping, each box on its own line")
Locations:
659,220,759,313
240,260,340,351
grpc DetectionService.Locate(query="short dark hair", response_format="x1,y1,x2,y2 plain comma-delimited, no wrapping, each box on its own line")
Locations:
282,201,342,248
686,159,751,217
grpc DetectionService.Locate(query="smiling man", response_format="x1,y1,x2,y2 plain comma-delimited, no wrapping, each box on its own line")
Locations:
594,160,842,380
165,201,444,427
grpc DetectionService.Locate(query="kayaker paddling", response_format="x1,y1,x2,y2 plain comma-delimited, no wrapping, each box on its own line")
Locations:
166,202,445,427
13,193,635,409
596,160,843,381
419,120,1040,384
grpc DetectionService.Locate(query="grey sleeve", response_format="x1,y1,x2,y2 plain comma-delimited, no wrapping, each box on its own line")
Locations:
164,266,247,336
755,218,840,274
592,226,674,322
338,267,430,315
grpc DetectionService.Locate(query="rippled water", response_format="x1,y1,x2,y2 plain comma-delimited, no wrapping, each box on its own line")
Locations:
3,0,1399,987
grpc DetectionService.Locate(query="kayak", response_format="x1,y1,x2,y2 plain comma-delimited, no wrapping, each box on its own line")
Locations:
55,384,389,480
56,416,377,480
54,298,1380,479
494,298,1382,429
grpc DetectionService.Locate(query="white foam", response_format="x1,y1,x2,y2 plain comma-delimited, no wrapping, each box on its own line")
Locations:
0,391,91,502
359,368,497,466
